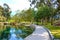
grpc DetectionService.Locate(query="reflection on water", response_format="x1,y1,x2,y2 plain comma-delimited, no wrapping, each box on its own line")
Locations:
9,28,23,40
0,27,24,40
0,25,34,40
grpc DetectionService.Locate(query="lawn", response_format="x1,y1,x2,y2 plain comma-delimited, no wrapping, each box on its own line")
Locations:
44,23,60,39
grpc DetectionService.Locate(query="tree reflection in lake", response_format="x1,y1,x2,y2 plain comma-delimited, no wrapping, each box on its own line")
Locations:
9,28,23,40
0,27,10,40
0,25,34,40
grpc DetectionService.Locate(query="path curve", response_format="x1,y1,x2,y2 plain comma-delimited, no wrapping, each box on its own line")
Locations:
24,24,54,40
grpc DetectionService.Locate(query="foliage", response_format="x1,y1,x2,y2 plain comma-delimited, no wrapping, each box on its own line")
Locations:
0,6,4,16
29,0,55,8
12,8,35,22
34,5,54,24
0,3,11,21
17,25,34,38
3,3,11,20
0,26,10,40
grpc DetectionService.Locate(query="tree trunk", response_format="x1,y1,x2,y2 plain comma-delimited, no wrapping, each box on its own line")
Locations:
41,19,44,25
51,17,54,25
45,17,47,25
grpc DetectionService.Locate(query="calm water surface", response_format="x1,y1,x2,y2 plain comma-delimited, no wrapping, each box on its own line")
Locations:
9,28,24,40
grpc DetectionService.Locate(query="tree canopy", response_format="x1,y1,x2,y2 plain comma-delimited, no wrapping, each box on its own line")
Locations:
0,3,11,22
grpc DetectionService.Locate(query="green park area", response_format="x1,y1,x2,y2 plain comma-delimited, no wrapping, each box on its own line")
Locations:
45,23,60,39
0,0,60,40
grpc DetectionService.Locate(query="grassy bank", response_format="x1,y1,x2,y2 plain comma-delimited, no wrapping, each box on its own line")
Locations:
44,23,60,38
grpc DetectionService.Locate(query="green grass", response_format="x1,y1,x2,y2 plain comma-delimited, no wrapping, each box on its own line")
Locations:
44,23,60,39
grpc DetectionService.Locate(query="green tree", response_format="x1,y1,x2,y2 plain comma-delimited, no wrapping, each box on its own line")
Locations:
29,0,55,8
23,8,35,22
57,0,60,12
0,6,4,16
12,8,35,23
3,3,11,20
29,0,57,25
34,5,54,25
0,6,6,22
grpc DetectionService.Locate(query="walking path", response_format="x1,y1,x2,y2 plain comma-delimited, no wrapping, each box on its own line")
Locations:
24,24,53,40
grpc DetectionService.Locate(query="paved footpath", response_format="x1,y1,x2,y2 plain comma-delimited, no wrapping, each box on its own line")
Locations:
24,24,53,40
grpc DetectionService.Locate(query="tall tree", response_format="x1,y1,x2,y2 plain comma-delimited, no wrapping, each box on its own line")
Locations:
29,0,57,25
12,8,35,23
34,5,53,25
3,3,11,20
0,6,4,16
29,0,55,8
57,0,60,12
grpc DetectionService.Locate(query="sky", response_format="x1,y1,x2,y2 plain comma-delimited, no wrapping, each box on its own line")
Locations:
0,0,30,16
